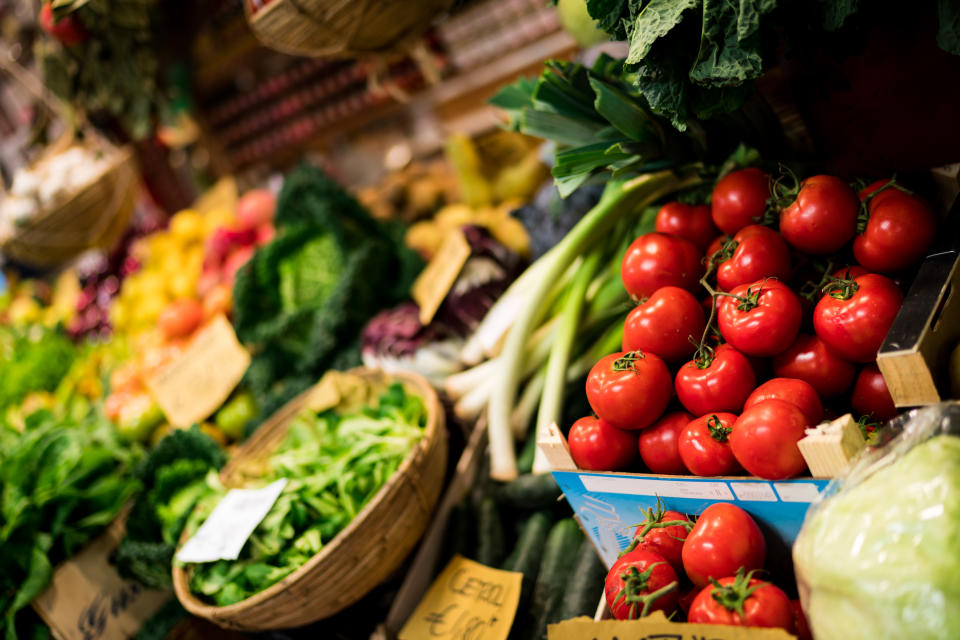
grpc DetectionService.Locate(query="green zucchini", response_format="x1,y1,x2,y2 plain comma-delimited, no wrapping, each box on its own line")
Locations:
556,538,606,621
516,432,538,474
502,509,552,607
523,518,584,640
440,501,473,566
496,473,562,510
475,496,505,567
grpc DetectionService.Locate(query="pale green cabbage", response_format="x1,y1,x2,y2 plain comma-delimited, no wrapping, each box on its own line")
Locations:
794,431,960,640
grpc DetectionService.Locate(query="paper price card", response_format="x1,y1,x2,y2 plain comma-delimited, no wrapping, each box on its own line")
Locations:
412,229,471,326
548,613,798,640
399,555,522,640
146,314,250,428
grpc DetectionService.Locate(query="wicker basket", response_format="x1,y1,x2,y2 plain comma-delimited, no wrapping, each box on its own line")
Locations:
1,143,138,269
171,368,447,630
244,0,454,58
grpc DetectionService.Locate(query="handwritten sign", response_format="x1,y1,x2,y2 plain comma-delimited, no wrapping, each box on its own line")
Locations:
146,314,250,428
412,229,471,325
548,612,798,640
176,479,287,563
32,517,169,640
399,555,522,640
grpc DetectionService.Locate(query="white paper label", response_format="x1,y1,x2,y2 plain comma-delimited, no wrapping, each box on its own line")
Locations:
579,475,735,501
773,482,822,503
729,481,778,502
176,479,287,563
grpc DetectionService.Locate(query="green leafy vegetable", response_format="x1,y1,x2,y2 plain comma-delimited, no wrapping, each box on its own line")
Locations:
0,326,77,413
0,410,139,640
182,384,426,606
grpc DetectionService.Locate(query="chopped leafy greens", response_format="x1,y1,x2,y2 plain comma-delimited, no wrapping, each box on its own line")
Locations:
182,383,426,607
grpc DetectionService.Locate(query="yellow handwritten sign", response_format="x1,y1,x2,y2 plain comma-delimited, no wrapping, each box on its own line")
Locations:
146,314,251,427
412,229,471,326
399,555,522,640
548,612,798,640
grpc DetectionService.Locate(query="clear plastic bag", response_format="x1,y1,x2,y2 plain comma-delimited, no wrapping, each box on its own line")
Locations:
794,403,960,640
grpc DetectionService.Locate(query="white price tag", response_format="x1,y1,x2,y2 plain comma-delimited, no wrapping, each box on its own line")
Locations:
176,479,287,564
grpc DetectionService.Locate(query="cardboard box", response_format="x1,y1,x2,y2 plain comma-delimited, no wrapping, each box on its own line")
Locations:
540,424,826,568
549,607,797,639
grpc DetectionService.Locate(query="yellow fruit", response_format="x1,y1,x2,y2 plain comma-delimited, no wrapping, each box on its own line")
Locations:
435,204,476,231
170,209,206,241
167,272,196,299
405,221,444,259
490,216,531,257
110,304,127,330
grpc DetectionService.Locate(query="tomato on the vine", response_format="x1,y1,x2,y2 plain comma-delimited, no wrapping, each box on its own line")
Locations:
675,344,756,415
744,377,823,426
730,399,809,480
688,569,794,631
678,413,742,476
854,186,936,274
656,202,718,251
711,168,770,235
771,334,856,398
717,279,802,357
831,264,869,282
586,351,672,430
604,549,679,620
568,416,637,471
626,499,692,572
715,225,792,292
792,600,813,640
639,411,691,474
851,365,898,422
621,232,704,299
623,286,706,362
778,175,859,254
682,503,766,587
813,273,903,362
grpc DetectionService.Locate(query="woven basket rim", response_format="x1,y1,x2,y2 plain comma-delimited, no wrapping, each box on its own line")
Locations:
171,367,442,618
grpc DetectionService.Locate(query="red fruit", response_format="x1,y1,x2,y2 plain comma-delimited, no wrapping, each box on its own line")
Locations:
813,273,903,362
730,399,809,480
854,187,936,273
157,299,204,341
851,365,898,422
255,223,276,246
568,416,637,471
40,3,87,46
682,503,766,587
678,413,742,476
715,225,792,292
623,286,706,362
792,600,813,640
655,202,718,251
717,278,802,357
675,344,756,416
688,569,794,631
779,175,859,254
711,168,771,235
604,549,679,620
628,500,692,572
744,378,823,426
621,232,704,300
236,189,276,231
223,246,256,282
771,334,857,398
586,351,673,430
638,411,691,475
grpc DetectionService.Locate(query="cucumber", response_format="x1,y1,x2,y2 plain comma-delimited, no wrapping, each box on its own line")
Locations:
440,501,473,566
516,432,538,475
502,509,553,615
475,496,505,567
556,538,606,621
496,474,562,510
522,518,584,640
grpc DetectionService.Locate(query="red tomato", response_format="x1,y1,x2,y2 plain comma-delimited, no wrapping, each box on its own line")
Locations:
681,503,766,587
688,570,794,631
744,378,823,426
675,344,756,415
621,232,704,300
715,225,792,292
717,279,802,357
623,287,706,362
629,502,692,571
639,411,691,474
711,169,770,235
730,399,809,480
771,334,857,398
854,188,936,273
678,413,742,476
706,234,730,265
792,600,813,640
157,299,204,341
568,416,638,471
779,175,859,254
655,202,718,251
605,549,679,620
678,585,699,615
813,273,903,362
851,365,898,422
831,265,869,282
586,351,672,430
39,3,87,45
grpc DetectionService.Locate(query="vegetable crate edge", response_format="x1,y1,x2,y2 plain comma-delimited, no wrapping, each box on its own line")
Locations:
540,426,826,568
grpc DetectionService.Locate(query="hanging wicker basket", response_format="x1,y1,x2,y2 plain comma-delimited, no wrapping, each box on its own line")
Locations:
1,142,137,269
244,0,454,58
171,368,447,630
